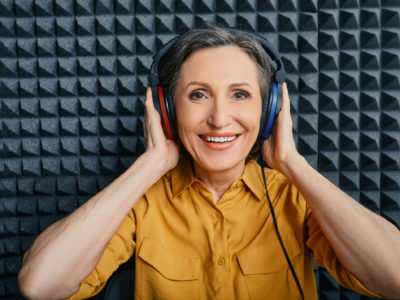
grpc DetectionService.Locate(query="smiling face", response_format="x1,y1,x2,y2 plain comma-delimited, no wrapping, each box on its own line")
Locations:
174,46,262,175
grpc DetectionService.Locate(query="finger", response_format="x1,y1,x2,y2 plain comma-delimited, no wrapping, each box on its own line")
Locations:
145,86,153,105
143,88,150,121
143,87,165,147
280,82,290,115
143,87,152,141
144,86,154,113
144,86,161,121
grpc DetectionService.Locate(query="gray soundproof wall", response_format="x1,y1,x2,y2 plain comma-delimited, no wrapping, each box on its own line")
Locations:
1,0,399,299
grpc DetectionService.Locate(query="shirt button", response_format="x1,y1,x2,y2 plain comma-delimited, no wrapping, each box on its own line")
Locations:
218,257,225,265
215,211,222,219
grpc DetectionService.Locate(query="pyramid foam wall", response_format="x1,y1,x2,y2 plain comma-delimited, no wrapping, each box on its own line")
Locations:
0,0,399,299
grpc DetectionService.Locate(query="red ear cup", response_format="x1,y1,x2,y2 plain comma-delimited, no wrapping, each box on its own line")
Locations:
157,86,175,139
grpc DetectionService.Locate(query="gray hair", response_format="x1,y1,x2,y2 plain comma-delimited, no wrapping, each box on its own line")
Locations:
158,24,272,100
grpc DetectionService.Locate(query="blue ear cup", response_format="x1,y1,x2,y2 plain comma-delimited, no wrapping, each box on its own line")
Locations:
260,82,283,140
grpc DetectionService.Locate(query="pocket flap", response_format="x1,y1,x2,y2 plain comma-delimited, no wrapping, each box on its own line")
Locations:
139,238,200,281
237,233,301,275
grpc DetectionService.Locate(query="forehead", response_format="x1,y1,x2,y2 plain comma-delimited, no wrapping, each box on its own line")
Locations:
179,46,259,84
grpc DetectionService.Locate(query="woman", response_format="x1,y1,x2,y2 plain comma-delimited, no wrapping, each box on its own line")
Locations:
18,25,400,300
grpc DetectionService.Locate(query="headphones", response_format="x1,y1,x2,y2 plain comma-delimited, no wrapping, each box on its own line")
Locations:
148,30,286,141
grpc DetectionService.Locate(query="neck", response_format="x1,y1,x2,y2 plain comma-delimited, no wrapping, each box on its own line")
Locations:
193,161,246,204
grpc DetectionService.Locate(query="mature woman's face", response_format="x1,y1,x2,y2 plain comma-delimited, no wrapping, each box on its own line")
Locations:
174,46,262,173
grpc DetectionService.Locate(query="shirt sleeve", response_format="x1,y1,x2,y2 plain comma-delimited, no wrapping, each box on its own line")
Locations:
65,208,136,300
305,210,383,298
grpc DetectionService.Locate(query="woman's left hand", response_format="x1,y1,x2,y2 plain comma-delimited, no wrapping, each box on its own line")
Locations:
261,82,301,175
263,85,400,299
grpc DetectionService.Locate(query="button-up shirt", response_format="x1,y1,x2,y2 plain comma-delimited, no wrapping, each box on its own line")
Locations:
67,158,380,299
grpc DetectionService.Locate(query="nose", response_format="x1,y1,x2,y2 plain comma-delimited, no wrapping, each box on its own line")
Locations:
207,95,231,129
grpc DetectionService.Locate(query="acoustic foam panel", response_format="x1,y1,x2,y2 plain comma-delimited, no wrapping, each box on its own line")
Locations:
0,0,399,299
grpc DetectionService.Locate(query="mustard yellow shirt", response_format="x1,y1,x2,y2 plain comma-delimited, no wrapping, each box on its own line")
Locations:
67,158,380,300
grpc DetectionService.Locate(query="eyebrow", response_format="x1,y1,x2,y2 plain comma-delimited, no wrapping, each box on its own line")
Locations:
229,83,253,89
184,81,210,91
184,81,253,91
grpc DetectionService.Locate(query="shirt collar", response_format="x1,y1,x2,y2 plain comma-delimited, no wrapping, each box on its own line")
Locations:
241,160,270,201
171,157,270,201
171,157,198,198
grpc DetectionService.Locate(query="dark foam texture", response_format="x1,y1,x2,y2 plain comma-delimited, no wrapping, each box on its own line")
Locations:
0,0,399,299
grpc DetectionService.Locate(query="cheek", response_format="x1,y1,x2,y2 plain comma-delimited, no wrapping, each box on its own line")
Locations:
175,103,199,137
240,104,262,133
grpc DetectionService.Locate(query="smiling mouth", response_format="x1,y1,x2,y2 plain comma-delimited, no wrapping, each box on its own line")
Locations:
199,135,240,143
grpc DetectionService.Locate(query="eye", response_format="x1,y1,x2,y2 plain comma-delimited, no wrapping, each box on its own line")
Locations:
189,91,206,100
233,90,250,99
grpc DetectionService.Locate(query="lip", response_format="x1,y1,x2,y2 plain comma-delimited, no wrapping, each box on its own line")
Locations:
198,132,241,151
200,132,240,137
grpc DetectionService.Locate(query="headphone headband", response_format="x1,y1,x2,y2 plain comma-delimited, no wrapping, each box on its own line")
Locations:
148,37,179,86
148,29,286,87
225,29,286,83
251,34,286,83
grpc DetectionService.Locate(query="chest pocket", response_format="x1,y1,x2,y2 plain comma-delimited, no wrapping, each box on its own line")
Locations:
237,233,302,300
138,238,200,300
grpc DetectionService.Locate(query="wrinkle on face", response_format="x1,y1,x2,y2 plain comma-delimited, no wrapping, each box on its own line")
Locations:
173,46,263,193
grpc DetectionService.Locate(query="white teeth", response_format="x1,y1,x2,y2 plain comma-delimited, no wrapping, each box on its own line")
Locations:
201,135,237,143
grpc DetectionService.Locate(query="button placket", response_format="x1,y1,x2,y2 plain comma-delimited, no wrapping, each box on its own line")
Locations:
210,207,229,295
214,211,226,268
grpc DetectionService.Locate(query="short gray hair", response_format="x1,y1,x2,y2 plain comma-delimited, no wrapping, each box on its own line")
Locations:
158,24,271,99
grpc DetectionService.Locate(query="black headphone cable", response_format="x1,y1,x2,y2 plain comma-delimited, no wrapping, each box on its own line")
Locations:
259,153,305,300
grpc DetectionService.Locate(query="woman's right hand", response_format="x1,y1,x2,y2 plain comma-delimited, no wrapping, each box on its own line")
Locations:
143,86,180,173
18,87,180,300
